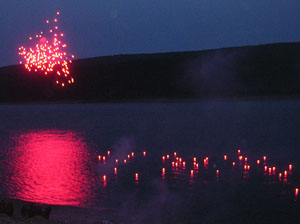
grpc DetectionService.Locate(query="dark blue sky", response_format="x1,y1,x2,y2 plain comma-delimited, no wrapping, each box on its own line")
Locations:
1,0,300,67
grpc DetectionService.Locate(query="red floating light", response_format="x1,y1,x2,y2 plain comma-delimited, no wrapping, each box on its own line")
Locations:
190,170,194,176
232,162,236,167
268,167,272,175
143,151,146,157
257,160,260,165
224,155,227,160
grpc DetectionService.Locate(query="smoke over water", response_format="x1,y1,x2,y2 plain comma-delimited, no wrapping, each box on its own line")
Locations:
183,49,247,97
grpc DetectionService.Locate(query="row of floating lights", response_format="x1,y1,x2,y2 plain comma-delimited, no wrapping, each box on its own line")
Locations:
97,149,299,198
98,150,146,185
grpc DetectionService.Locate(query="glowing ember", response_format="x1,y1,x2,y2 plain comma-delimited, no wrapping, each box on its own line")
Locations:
18,11,75,87
135,173,139,181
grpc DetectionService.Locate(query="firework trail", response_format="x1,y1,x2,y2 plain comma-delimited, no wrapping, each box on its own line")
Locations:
18,12,75,87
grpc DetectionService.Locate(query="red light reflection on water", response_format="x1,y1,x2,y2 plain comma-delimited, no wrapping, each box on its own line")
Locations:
4,130,96,206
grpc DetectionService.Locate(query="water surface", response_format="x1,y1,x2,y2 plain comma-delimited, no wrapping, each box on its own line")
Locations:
0,100,300,223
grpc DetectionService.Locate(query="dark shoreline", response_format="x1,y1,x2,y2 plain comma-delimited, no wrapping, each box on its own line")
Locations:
1,42,300,104
0,197,117,224
0,95,299,106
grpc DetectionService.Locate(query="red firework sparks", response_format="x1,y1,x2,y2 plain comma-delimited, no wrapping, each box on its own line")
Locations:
18,11,75,87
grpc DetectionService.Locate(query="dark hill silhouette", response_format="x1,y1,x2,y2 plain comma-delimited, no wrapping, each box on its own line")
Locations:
0,42,300,103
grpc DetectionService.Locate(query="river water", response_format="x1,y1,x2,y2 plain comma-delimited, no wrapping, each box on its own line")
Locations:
0,100,299,223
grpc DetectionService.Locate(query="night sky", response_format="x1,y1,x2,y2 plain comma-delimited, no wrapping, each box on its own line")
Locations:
1,0,300,67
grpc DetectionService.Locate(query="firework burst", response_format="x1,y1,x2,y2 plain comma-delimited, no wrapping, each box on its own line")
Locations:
18,12,75,87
